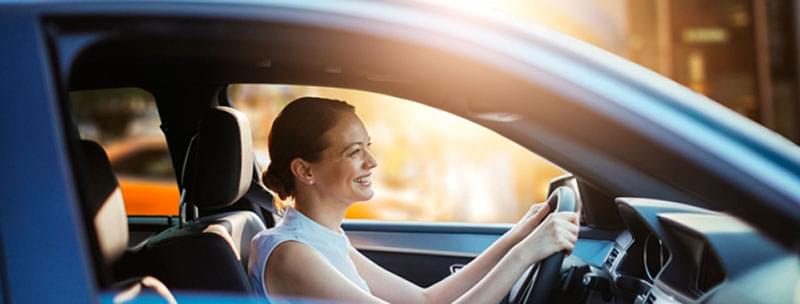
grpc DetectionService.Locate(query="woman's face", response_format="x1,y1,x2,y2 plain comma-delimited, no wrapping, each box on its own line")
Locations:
309,112,377,205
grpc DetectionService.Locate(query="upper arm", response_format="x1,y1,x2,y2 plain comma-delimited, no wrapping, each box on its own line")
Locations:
265,241,385,303
349,247,427,304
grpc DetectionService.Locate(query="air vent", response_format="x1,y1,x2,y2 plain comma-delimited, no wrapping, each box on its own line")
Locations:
605,247,621,268
643,292,656,304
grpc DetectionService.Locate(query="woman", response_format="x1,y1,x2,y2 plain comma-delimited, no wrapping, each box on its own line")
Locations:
248,97,579,303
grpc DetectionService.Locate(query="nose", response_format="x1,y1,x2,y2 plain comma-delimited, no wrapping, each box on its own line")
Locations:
364,149,377,169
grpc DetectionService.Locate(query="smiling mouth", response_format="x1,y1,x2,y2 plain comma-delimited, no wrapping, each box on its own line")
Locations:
353,174,372,186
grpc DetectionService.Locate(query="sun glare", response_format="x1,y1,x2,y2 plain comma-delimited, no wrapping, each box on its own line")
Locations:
230,84,564,223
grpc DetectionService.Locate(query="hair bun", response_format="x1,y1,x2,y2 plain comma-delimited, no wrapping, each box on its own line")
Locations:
263,163,290,201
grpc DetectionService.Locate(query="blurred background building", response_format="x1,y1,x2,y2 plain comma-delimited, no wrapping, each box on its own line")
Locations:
490,0,800,143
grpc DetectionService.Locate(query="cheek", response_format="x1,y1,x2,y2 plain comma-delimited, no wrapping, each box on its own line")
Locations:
341,161,362,185
320,161,356,185
344,162,359,180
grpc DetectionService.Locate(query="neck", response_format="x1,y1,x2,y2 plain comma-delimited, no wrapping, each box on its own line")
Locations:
293,192,348,233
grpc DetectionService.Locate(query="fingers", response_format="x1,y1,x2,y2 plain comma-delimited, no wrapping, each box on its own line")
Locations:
510,203,551,243
555,228,576,255
561,226,578,243
548,212,578,228
564,218,580,236
528,202,546,216
535,203,550,215
517,210,581,263
550,212,579,253
559,237,576,253
527,203,550,226
523,202,547,218
555,211,578,222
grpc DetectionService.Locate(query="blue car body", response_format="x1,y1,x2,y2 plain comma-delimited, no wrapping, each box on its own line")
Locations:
0,1,798,303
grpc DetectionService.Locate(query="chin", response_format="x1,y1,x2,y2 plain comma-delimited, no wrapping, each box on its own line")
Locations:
355,189,374,201
360,192,375,201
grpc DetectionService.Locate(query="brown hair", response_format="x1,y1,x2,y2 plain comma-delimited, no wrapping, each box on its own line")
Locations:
263,97,356,201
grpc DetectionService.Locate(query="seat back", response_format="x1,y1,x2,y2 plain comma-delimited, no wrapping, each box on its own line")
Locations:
80,140,176,303
81,140,129,267
142,106,265,293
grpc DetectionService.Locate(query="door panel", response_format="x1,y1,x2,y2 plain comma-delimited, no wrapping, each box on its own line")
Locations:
360,250,473,287
346,225,505,256
344,221,618,287
345,221,504,287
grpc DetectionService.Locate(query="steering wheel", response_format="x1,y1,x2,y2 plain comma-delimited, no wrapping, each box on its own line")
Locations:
513,186,578,304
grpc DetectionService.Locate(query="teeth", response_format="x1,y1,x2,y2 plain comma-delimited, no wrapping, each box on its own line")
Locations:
354,176,371,184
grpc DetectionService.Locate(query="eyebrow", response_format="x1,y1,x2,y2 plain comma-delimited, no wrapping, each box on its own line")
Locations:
340,138,371,154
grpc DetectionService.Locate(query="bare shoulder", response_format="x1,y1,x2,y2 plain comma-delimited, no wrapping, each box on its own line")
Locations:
264,241,328,297
265,241,382,302
267,240,321,274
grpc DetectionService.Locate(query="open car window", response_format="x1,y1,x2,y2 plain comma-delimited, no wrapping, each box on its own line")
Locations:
229,84,565,223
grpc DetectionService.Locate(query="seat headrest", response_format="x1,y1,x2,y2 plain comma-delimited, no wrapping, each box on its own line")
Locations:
186,106,253,210
81,140,128,265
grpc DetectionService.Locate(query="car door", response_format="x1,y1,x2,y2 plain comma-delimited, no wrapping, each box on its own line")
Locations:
344,221,507,287
0,6,96,303
342,177,622,290
343,219,621,290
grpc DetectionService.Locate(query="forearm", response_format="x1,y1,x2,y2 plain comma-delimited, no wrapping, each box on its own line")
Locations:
452,246,531,304
418,204,552,304
422,228,524,303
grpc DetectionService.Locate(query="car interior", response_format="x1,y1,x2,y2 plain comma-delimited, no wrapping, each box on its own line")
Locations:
49,12,798,304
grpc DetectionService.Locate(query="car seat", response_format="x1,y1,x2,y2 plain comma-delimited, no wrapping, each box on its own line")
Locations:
138,106,266,293
80,139,177,303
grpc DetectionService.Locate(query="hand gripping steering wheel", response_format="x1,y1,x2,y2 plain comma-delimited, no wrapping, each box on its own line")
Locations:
513,186,578,304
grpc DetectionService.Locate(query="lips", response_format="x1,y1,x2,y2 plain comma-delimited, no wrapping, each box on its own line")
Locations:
353,174,372,186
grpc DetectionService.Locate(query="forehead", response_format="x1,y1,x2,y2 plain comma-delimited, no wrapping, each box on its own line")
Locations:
323,112,369,148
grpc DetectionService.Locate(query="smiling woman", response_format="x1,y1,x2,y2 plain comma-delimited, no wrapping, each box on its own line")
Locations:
261,97,375,209
246,96,579,303
229,84,565,223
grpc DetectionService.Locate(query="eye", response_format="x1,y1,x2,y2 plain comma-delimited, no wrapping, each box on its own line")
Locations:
349,148,361,157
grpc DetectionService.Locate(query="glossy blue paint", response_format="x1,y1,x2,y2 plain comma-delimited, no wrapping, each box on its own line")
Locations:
0,1,796,302
99,292,265,303
0,8,95,304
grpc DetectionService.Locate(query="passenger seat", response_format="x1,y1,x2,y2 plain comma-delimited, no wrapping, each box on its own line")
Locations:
139,106,266,293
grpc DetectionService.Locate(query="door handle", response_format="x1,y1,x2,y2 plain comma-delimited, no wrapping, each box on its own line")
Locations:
449,264,465,274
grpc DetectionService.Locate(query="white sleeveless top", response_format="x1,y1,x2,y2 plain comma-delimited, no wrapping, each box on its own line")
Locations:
248,208,371,300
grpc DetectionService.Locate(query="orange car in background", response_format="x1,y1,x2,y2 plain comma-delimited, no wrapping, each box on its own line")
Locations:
105,137,180,216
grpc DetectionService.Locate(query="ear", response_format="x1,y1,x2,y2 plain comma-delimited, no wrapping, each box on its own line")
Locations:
290,158,314,185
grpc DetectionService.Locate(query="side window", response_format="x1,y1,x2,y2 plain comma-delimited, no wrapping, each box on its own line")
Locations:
70,88,179,216
111,147,176,180
230,84,564,223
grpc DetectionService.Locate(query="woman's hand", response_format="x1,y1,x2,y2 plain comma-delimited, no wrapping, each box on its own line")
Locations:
513,211,579,264
446,209,580,304
508,202,549,243
519,202,548,224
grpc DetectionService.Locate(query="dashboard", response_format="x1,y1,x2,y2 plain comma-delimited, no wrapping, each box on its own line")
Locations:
600,198,798,304
513,178,798,304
